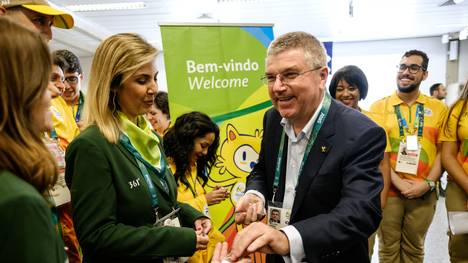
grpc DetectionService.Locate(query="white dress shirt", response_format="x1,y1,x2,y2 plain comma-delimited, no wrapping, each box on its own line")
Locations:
246,94,326,263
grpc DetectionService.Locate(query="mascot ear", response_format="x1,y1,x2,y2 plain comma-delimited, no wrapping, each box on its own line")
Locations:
227,124,239,142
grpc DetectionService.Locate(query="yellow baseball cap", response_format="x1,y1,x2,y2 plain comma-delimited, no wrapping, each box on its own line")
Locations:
3,0,74,29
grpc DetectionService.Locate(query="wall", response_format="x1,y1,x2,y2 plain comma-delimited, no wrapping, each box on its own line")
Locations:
77,36,458,110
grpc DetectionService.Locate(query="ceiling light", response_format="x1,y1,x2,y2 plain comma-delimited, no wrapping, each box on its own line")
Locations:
66,2,146,12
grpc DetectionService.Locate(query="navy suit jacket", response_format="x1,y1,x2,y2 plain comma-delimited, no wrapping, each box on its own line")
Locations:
247,99,386,263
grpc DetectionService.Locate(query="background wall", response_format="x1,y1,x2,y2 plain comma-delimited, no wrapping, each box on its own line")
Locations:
74,36,468,110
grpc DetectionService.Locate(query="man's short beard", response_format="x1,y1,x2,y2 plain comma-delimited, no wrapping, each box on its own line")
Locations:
398,84,419,93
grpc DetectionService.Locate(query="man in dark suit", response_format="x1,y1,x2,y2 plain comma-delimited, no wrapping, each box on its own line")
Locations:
230,31,386,263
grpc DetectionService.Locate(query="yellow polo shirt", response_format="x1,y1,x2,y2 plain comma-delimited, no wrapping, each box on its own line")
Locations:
50,96,80,150
370,92,447,196
439,100,468,174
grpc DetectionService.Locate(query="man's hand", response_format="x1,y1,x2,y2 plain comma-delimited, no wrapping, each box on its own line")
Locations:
235,193,265,225
212,242,251,263
401,180,430,199
228,222,290,261
194,217,212,235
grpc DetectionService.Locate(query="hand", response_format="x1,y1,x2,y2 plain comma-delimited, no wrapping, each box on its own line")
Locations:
194,217,212,235
234,193,265,225
206,187,230,205
195,231,209,250
212,242,251,263
401,180,430,199
228,222,290,261
394,178,413,193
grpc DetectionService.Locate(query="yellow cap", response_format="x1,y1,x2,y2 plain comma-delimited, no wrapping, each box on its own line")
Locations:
3,0,74,29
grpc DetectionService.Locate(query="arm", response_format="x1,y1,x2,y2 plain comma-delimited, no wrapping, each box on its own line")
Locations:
442,141,468,194
380,153,391,209
66,136,197,260
295,126,385,261
1,193,66,263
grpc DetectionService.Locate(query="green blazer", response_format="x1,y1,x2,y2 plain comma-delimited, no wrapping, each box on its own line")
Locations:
65,126,204,263
0,170,66,263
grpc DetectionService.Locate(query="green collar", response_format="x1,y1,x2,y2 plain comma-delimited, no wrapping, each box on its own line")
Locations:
118,112,161,168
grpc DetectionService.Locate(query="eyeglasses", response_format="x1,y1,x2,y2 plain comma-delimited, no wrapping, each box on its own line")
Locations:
261,66,323,86
397,64,425,74
64,75,79,84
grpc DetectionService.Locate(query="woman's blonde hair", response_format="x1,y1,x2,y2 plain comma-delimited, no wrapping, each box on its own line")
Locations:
83,33,158,143
0,17,57,194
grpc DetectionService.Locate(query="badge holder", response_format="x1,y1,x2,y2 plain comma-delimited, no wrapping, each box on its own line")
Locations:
44,138,71,206
154,208,188,263
395,136,421,175
267,201,291,230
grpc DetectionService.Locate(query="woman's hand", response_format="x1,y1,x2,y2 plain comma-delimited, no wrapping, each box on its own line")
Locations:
195,231,209,250
206,186,229,205
212,242,251,263
194,217,212,235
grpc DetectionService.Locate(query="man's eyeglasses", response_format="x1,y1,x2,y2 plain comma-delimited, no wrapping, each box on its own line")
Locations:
397,64,425,74
261,66,323,86
64,76,79,84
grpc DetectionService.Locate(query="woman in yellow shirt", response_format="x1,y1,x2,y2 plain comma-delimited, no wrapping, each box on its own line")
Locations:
441,81,468,262
164,111,229,263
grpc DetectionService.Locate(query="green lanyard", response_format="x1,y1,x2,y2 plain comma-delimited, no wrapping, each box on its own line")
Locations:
119,134,169,209
272,93,331,202
74,93,84,123
394,104,424,138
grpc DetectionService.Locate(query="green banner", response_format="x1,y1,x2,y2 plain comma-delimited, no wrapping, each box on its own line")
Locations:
160,24,273,246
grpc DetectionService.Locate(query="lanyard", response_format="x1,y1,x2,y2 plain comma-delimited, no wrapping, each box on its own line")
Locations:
272,93,331,201
74,93,84,123
186,167,208,198
119,134,169,209
394,103,424,138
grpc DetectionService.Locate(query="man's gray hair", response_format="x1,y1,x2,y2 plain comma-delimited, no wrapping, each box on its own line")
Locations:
267,31,327,68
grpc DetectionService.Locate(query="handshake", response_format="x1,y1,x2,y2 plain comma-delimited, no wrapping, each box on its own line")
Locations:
212,193,291,262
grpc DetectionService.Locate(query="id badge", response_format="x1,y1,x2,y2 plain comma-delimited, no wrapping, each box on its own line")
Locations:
45,140,71,206
395,142,421,175
406,135,419,151
267,201,291,230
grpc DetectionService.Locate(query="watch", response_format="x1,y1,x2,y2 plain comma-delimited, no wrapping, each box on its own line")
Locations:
425,178,435,191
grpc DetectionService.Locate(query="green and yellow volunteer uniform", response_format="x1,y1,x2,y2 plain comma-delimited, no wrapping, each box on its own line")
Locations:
49,94,83,262
0,170,67,263
169,162,225,263
65,114,204,262
370,92,447,263
50,94,82,150
439,100,468,262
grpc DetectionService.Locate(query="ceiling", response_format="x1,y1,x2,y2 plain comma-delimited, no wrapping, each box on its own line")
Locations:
49,0,468,57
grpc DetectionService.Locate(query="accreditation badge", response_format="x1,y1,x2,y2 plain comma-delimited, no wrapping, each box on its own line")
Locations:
267,201,291,230
160,208,189,263
45,139,71,206
395,141,420,175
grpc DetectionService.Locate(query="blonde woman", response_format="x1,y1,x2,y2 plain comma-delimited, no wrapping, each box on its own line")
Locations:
65,33,210,262
0,17,66,262
441,81,468,262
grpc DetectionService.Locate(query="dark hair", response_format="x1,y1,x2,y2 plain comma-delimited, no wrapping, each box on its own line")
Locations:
163,111,219,190
52,52,69,71
329,65,368,100
155,91,170,119
402,50,429,71
429,83,442,96
54,49,82,74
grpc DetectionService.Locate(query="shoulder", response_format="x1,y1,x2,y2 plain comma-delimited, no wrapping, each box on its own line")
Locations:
370,95,393,111
0,171,48,211
69,125,108,148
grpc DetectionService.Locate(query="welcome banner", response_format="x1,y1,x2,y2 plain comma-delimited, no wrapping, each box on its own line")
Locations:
160,23,273,250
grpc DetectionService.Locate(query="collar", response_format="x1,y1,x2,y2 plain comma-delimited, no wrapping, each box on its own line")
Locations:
281,93,325,142
389,91,429,106
118,112,161,167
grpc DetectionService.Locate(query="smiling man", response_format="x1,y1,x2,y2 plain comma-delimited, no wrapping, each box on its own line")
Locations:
231,31,386,263
370,50,447,263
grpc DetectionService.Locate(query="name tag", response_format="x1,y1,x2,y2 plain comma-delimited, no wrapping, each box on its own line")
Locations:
267,202,291,230
395,142,420,175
